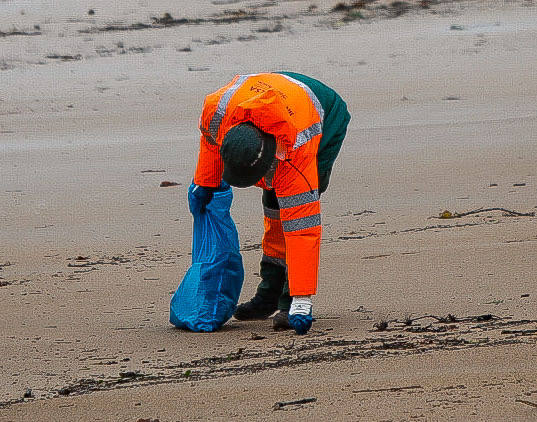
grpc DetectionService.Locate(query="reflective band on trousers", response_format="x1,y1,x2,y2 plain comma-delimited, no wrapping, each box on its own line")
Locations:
261,254,286,268
263,206,280,220
208,74,251,142
277,189,319,209
282,214,321,232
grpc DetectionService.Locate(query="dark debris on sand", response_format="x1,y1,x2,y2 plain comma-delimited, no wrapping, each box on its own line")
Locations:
2,314,530,407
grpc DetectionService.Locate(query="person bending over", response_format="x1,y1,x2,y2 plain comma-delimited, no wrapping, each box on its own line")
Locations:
190,72,350,335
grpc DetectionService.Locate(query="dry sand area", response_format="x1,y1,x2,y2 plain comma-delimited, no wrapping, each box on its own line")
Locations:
1,0,537,420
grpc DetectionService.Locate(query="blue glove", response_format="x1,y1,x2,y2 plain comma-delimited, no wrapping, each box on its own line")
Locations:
188,182,230,215
288,312,313,335
188,183,214,215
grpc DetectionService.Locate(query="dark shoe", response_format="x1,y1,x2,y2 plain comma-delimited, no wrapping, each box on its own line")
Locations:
234,295,278,321
272,310,291,331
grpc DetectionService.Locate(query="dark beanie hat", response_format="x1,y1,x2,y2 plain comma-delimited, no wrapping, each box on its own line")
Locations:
220,123,276,188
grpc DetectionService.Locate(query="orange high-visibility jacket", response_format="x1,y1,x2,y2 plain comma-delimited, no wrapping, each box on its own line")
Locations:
194,73,324,296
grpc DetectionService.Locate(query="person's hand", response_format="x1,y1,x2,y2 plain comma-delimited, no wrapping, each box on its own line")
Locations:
188,183,214,215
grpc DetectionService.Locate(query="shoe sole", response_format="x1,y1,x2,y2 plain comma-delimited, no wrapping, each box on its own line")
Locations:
273,323,291,331
233,311,277,321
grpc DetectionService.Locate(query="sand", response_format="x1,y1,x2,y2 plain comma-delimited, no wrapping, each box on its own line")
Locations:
1,0,536,420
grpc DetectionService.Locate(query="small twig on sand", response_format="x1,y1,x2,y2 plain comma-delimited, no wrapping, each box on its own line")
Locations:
459,314,500,323
435,207,535,219
515,399,537,408
353,385,423,394
501,329,537,336
396,314,456,324
397,313,499,325
273,397,316,410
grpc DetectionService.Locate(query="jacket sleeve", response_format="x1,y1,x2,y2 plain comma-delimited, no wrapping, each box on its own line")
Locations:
274,149,321,296
193,134,224,188
193,87,227,187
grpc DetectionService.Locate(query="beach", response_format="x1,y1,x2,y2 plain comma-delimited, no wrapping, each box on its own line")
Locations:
1,0,536,420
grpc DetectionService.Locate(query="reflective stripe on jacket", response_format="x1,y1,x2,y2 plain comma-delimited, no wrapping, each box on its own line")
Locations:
194,73,324,296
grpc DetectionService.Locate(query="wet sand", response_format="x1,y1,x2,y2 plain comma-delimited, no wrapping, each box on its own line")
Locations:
1,0,536,420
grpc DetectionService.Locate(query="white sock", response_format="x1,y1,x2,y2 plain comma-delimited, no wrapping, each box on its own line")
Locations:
289,295,312,316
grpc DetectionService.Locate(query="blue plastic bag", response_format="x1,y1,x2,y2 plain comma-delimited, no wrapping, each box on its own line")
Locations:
170,184,244,332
